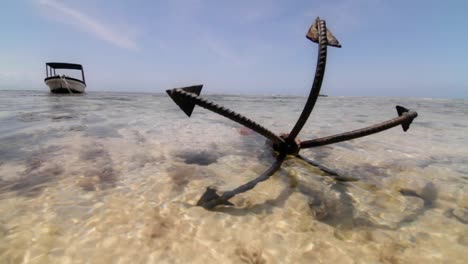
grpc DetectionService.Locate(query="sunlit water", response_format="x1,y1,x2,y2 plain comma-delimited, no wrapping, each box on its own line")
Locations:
0,90,467,263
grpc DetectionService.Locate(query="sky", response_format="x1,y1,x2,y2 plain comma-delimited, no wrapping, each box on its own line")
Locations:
0,0,467,98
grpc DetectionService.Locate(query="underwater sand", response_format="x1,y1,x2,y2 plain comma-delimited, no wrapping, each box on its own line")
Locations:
0,90,467,263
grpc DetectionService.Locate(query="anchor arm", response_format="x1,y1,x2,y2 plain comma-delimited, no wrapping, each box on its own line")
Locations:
287,17,341,142
167,86,284,145
197,152,287,209
300,106,418,149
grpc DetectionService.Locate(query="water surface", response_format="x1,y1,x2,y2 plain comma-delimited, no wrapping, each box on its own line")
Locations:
0,90,467,263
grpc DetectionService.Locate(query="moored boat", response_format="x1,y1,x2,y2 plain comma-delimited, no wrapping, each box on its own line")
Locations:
44,62,86,94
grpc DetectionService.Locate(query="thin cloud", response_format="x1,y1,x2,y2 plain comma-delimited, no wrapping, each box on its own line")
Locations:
238,0,282,23
37,0,138,50
203,35,244,66
201,31,260,69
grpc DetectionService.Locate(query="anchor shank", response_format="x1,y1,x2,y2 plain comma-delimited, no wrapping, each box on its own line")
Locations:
301,110,418,148
173,89,284,145
287,18,329,142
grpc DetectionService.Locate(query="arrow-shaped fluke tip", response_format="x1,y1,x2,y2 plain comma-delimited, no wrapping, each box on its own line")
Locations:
166,84,203,117
306,19,341,48
396,105,416,132
396,105,409,116
196,187,234,209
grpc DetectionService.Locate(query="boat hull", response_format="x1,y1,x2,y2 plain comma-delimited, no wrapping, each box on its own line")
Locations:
44,76,86,94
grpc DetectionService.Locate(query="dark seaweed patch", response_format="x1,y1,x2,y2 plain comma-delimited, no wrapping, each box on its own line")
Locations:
82,114,107,124
167,165,213,192
446,208,468,224
23,157,43,174
413,121,434,128
235,245,266,264
457,234,468,246
80,147,108,161
149,215,174,239
0,132,64,162
177,150,219,166
97,166,117,185
4,165,64,197
0,143,25,162
79,144,118,190
68,125,87,131
452,123,467,128
78,178,96,192
130,153,157,169
168,167,191,192
132,130,147,144
0,145,64,197
85,125,121,138
51,115,74,121
17,112,44,122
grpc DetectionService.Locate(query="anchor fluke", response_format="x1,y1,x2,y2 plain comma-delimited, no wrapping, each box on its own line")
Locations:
396,105,417,132
166,85,203,117
307,18,341,48
196,187,234,209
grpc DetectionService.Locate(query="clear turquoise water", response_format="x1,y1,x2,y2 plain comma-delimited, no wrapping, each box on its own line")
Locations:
0,90,467,263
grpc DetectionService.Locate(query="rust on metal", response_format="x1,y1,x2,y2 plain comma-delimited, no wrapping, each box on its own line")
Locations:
166,17,418,209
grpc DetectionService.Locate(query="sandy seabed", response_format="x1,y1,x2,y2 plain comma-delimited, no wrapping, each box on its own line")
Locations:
0,91,467,263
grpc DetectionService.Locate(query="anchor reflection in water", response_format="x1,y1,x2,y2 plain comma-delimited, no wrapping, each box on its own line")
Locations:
166,17,418,210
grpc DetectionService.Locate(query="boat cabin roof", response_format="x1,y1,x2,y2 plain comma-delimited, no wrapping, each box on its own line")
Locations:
46,62,83,70
45,62,86,84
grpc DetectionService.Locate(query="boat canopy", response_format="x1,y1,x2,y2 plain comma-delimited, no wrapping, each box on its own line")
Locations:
46,62,83,70
45,62,85,84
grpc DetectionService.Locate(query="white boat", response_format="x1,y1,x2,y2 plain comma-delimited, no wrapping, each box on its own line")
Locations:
44,62,86,94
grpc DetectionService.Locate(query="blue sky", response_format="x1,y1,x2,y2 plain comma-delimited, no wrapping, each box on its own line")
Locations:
0,0,467,98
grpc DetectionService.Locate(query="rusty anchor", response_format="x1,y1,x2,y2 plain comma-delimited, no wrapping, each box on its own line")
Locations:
166,17,418,209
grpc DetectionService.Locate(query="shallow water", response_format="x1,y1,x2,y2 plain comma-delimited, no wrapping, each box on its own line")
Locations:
0,90,467,263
